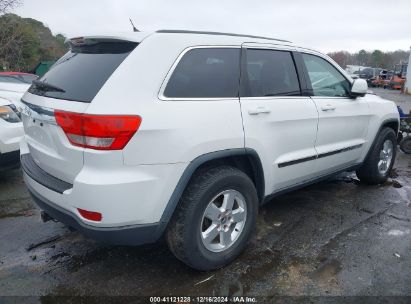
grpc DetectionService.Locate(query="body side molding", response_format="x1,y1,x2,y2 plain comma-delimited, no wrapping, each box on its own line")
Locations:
277,143,364,168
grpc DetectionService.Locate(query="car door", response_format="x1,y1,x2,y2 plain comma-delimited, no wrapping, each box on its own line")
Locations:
300,52,370,174
239,44,319,193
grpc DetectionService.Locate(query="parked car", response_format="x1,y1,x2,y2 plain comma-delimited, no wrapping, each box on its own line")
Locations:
0,72,38,84
0,97,23,171
0,72,37,109
20,30,399,270
357,67,381,81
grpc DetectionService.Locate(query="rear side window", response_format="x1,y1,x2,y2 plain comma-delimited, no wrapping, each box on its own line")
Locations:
243,49,301,97
164,48,240,98
28,41,138,103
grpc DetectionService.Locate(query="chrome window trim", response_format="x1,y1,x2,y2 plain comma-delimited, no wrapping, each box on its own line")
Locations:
240,96,309,100
241,42,296,52
158,45,241,101
158,44,310,101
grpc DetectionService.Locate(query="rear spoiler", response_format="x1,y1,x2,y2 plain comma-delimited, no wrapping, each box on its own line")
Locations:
65,32,151,46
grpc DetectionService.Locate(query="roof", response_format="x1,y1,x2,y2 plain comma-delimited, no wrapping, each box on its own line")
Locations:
70,29,292,45
155,30,291,43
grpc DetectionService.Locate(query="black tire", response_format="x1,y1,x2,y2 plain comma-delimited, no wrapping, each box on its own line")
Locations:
166,166,258,271
397,132,403,144
356,127,397,184
400,136,411,154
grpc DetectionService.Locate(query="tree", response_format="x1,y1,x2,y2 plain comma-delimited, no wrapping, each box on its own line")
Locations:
0,14,68,71
0,0,24,71
0,0,20,14
327,49,410,70
357,49,368,66
328,51,353,69
371,50,384,68
0,14,40,71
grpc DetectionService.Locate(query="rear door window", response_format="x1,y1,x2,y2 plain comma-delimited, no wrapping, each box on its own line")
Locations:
164,48,240,98
242,49,301,97
28,41,137,103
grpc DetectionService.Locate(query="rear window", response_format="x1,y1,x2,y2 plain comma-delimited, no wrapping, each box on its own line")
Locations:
164,48,240,98
28,41,137,103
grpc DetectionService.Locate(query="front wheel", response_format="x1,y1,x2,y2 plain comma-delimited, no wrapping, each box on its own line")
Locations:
166,166,258,271
356,127,397,184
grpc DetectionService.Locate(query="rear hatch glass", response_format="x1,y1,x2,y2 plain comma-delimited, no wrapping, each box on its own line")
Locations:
28,41,138,103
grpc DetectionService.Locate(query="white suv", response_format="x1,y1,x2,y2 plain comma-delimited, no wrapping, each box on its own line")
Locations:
0,97,23,171
20,30,399,270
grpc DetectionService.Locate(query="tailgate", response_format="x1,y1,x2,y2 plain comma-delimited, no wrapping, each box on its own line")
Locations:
21,94,88,184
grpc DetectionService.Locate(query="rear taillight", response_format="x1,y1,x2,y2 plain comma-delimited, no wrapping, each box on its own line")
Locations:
55,110,142,150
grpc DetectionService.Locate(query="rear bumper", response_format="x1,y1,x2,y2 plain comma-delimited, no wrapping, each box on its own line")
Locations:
27,182,162,246
21,153,72,194
20,144,187,245
0,150,20,171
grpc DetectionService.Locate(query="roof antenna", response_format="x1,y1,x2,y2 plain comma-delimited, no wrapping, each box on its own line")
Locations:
129,18,139,32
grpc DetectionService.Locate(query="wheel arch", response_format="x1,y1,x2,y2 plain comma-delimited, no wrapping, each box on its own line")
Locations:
381,119,399,134
364,118,399,161
155,148,265,238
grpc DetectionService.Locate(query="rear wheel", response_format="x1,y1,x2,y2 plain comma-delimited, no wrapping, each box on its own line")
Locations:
356,127,397,184
166,166,258,271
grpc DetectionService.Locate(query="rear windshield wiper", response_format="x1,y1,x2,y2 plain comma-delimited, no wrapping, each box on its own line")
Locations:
32,80,66,93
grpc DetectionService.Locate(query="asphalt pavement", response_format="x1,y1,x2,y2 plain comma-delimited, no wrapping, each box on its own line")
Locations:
0,89,410,301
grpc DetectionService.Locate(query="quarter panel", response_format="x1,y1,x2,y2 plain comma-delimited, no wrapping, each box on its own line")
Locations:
83,35,246,165
123,99,245,165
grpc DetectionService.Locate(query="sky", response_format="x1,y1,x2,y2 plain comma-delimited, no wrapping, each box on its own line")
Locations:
13,0,411,53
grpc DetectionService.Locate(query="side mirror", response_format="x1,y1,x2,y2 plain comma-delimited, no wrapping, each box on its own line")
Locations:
351,79,367,98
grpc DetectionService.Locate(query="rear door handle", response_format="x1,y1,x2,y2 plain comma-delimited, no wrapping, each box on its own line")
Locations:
321,104,336,111
248,107,271,115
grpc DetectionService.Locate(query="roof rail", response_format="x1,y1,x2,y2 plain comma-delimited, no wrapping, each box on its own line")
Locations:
156,30,292,43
